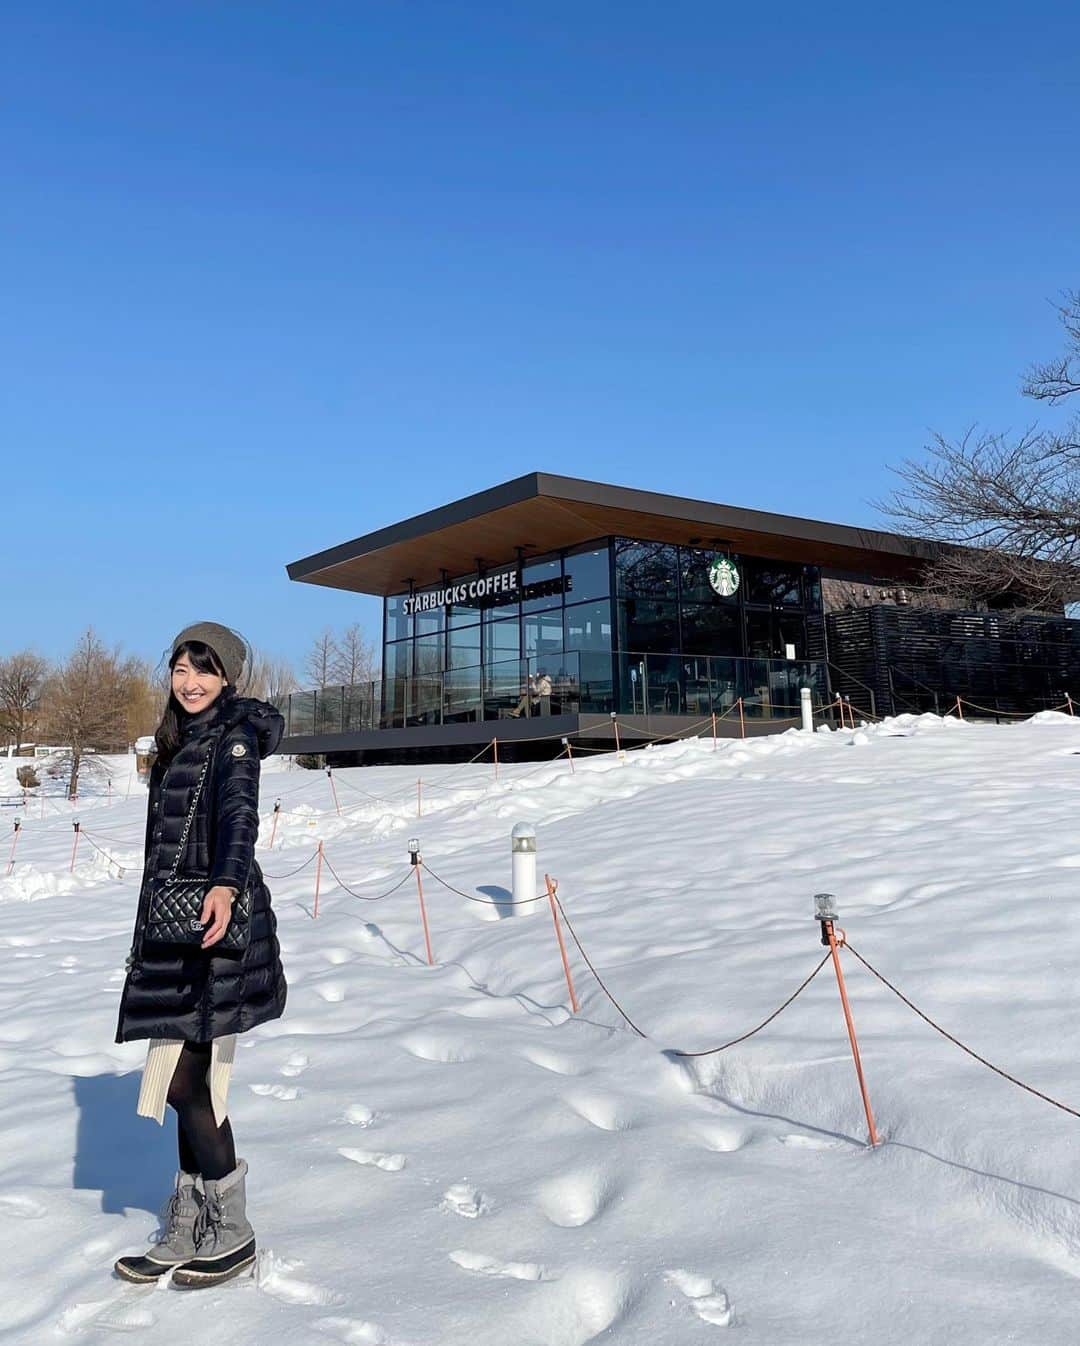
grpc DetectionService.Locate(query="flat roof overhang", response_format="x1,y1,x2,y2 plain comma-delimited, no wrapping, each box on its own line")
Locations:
286,472,936,596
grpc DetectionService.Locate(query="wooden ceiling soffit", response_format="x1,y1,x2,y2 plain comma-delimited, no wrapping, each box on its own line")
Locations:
295,494,924,595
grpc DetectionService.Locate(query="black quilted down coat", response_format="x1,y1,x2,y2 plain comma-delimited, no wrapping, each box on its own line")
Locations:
115,695,288,1044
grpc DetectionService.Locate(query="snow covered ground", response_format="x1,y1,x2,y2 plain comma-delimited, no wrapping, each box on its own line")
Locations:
3,715,1080,1344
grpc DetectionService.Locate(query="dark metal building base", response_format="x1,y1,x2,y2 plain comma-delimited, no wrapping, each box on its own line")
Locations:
280,712,789,766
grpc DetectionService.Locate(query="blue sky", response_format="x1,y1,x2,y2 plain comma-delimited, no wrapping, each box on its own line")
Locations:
4,2,1078,672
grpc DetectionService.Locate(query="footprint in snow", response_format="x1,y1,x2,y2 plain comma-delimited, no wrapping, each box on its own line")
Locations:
692,1122,753,1153
280,1051,310,1077
518,1046,581,1077
315,1317,394,1345
530,1268,636,1345
0,1193,47,1219
535,1166,616,1228
666,1268,734,1327
448,1249,546,1281
343,1103,376,1127
340,1147,406,1172
81,1236,116,1260
257,1250,344,1306
562,1090,634,1132
440,1183,489,1218
58,1299,156,1334
250,1083,300,1101
399,1034,477,1064
777,1133,843,1151
316,983,346,1003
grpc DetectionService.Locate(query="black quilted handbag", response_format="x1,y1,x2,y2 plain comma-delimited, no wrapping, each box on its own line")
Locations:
143,739,252,953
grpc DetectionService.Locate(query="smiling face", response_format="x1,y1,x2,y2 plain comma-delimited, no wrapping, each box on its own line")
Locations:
171,651,227,716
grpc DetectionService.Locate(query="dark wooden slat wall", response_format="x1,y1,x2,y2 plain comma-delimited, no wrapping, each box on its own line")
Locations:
827,606,1080,718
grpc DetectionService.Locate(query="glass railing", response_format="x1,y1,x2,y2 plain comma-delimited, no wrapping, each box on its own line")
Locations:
282,652,829,737
618,653,828,721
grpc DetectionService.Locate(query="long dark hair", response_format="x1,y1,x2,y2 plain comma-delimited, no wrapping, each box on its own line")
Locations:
155,640,236,763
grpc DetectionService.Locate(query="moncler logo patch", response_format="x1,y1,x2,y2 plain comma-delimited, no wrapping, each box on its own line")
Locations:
231,743,247,757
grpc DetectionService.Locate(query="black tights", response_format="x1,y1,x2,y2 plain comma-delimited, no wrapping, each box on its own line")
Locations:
167,1041,237,1181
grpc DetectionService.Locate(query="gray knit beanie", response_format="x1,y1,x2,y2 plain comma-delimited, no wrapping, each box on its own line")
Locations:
170,622,247,687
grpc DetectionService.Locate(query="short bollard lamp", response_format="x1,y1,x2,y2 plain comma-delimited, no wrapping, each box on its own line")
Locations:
511,822,538,916
815,892,838,946
408,838,421,867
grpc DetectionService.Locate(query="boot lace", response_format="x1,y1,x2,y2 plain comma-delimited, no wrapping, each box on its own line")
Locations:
159,1187,196,1251
192,1193,223,1251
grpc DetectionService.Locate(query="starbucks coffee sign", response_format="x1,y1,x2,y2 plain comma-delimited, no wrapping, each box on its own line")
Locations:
404,570,520,616
708,556,740,597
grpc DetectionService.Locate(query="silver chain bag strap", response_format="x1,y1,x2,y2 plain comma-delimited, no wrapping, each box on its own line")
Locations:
143,734,252,952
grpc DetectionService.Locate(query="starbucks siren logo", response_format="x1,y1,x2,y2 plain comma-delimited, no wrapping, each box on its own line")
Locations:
708,557,740,597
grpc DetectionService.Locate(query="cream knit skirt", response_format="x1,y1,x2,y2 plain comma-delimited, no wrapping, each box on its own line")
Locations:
137,1036,237,1127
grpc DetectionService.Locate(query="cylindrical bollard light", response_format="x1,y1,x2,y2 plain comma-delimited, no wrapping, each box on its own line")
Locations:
511,822,538,915
800,686,813,732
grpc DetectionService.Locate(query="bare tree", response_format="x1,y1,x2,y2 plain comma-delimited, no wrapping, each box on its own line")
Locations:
40,630,129,798
0,651,49,751
118,655,164,743
331,623,377,688
304,629,339,689
247,649,298,707
884,290,1080,611
264,658,299,707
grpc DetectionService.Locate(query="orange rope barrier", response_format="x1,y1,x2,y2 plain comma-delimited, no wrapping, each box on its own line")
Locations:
260,848,320,880
845,942,1080,1122
320,854,414,902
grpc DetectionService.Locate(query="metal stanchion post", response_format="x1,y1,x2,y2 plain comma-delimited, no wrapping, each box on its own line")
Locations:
70,820,82,873
610,711,624,758
409,838,435,964
268,800,281,849
545,874,579,1012
562,737,575,773
814,893,879,1147
313,840,324,918
6,818,21,876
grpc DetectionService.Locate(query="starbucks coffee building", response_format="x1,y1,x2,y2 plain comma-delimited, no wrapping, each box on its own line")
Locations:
283,473,1080,762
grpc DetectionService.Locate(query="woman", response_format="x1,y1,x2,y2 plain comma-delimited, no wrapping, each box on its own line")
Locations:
114,622,287,1288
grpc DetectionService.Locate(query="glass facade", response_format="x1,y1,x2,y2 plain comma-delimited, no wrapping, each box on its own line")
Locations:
283,535,830,735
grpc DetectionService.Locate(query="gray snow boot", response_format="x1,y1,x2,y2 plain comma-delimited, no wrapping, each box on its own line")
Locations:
115,1171,203,1283
172,1159,256,1288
